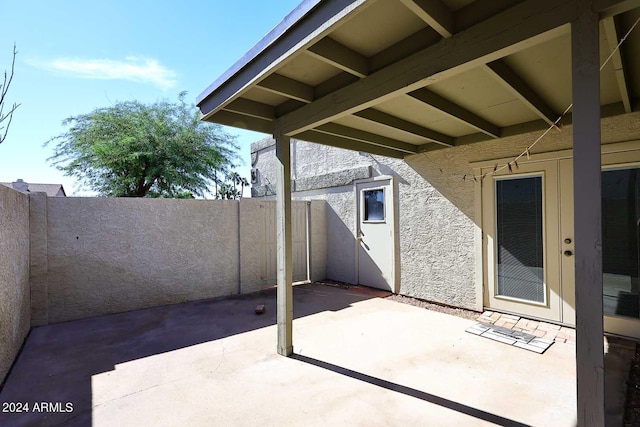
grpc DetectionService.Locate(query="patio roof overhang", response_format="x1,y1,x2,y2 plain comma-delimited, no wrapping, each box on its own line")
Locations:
197,1,640,426
197,0,640,159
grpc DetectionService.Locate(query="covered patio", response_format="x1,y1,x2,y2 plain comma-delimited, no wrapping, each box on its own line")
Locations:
2,283,628,426
196,0,640,424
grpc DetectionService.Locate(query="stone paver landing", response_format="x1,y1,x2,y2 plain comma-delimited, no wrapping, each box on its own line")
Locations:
477,311,576,344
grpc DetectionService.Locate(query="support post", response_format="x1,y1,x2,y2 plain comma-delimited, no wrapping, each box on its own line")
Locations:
275,132,293,356
572,3,604,425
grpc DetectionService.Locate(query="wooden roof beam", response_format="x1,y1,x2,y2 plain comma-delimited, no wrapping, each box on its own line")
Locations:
307,37,370,78
207,110,273,134
315,122,421,153
595,0,640,19
276,0,574,136
408,88,500,138
399,0,454,38
353,108,454,146
295,130,408,159
257,73,314,103
224,99,276,120
483,59,559,126
602,16,632,113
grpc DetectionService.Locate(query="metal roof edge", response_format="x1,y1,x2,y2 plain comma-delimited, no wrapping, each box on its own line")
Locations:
195,0,323,106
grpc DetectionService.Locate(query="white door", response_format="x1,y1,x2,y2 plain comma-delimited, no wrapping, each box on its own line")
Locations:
356,180,395,291
482,159,563,321
482,147,640,338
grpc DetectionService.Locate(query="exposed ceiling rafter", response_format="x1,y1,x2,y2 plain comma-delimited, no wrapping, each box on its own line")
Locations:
315,122,421,153
275,0,575,136
595,0,640,19
257,73,314,103
224,99,275,120
353,108,454,146
482,59,559,126
209,110,273,134
408,88,500,138
307,37,370,78
295,130,408,159
399,0,454,38
602,16,632,113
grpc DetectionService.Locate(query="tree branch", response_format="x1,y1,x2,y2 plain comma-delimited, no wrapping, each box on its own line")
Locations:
0,44,20,144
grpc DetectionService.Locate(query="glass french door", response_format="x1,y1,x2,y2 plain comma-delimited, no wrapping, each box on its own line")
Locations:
600,151,640,338
482,160,563,321
483,148,640,338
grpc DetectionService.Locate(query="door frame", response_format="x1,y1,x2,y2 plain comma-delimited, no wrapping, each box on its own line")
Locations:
472,140,640,337
600,150,640,338
480,159,563,321
353,175,398,293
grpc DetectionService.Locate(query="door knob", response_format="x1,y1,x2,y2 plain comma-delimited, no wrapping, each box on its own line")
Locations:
564,250,573,257
564,238,572,244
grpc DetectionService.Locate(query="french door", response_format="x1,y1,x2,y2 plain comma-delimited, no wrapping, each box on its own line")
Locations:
482,159,564,322
482,148,640,338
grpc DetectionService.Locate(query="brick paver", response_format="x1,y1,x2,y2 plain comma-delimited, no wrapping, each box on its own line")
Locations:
478,311,576,344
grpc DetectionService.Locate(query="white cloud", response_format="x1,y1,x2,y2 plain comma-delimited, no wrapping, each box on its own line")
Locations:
34,56,177,90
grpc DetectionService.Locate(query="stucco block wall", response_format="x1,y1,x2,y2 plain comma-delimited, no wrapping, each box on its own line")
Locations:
29,192,48,326
239,199,321,293
0,185,30,384
45,198,241,323
40,198,325,324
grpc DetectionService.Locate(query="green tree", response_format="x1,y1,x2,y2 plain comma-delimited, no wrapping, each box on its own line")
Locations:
212,171,249,199
46,92,238,197
227,171,249,199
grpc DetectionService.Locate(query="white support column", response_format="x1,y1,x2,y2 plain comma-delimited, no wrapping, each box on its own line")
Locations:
275,132,293,356
572,2,604,426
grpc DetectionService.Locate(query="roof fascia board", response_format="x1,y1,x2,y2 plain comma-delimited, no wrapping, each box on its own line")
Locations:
196,0,322,105
197,0,371,120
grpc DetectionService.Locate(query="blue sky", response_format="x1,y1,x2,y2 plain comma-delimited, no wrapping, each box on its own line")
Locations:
0,0,301,196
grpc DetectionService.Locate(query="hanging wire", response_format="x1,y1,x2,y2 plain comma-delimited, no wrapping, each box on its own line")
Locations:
439,14,640,182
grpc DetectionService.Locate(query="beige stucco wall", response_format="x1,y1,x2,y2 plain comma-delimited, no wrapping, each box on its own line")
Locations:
0,185,30,383
238,199,326,293
39,198,325,324
251,111,640,311
252,138,476,306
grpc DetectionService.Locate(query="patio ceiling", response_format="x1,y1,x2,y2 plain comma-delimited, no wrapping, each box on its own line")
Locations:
197,0,640,159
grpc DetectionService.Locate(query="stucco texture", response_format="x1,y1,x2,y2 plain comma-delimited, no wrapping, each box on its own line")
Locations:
0,185,30,383
252,142,364,284
250,111,640,310
42,198,324,323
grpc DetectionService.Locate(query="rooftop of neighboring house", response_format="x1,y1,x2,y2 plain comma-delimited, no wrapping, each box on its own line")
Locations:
1,179,67,197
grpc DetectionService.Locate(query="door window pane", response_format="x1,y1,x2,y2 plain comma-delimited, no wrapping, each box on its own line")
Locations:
496,177,545,303
364,189,384,221
602,168,640,318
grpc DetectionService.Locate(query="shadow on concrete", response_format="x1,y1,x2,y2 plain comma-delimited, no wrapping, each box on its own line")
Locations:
0,283,375,427
290,353,530,427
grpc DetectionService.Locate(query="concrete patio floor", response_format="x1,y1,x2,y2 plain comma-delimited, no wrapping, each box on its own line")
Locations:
0,283,633,426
